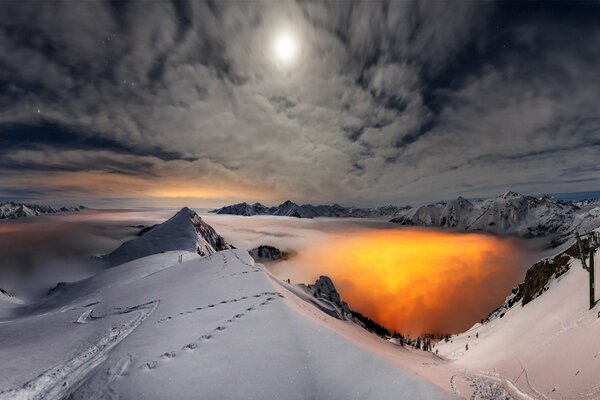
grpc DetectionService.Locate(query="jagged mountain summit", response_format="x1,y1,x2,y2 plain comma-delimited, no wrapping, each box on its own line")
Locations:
102,207,232,267
307,275,351,316
0,201,85,220
390,191,596,242
210,200,408,218
210,191,600,243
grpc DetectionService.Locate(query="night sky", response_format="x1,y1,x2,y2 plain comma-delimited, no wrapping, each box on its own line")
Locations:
0,1,598,207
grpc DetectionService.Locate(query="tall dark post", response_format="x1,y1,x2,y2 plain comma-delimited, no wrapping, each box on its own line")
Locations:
590,249,596,310
575,232,599,310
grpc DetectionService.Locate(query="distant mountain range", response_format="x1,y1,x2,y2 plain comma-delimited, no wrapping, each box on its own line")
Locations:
210,200,409,218
0,201,86,220
210,191,600,243
390,191,600,241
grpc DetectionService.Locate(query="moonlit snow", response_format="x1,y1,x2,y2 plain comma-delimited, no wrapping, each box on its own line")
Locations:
0,210,452,400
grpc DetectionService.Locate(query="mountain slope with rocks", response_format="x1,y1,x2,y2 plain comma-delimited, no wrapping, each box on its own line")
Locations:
437,229,600,399
391,191,600,244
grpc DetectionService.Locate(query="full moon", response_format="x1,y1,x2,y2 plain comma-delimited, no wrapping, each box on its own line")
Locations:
273,32,297,65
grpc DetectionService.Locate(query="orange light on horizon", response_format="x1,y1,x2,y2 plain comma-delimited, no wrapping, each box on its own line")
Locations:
292,229,525,336
2,170,277,203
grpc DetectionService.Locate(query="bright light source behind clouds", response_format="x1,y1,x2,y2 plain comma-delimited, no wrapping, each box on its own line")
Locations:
273,31,298,66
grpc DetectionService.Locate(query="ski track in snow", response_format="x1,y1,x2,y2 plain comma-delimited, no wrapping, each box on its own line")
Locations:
0,300,159,400
140,293,283,371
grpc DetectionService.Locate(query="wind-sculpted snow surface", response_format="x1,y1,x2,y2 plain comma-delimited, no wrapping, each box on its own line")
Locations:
0,249,453,400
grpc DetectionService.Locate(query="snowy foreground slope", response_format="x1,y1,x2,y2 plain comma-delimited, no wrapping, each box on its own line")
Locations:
437,239,600,399
0,248,454,399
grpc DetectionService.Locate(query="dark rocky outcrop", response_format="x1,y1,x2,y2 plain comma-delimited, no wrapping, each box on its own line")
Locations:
248,245,294,262
487,239,590,320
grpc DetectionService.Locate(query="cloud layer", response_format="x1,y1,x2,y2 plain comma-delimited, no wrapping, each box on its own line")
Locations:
0,1,598,206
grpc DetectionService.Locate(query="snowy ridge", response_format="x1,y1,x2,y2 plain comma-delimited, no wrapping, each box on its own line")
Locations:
0,248,452,399
391,191,600,242
0,202,85,220
101,207,232,266
210,200,408,218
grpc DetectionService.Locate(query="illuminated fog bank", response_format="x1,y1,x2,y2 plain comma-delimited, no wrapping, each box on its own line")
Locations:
0,210,540,336
204,215,539,337
295,229,528,336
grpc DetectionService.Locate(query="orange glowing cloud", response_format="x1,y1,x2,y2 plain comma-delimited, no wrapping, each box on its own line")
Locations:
0,170,274,204
294,229,525,336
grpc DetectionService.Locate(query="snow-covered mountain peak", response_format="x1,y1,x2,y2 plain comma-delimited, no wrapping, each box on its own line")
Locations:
500,190,523,199
102,207,231,266
388,190,596,243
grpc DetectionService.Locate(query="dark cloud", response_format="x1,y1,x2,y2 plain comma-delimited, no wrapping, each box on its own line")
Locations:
0,1,598,206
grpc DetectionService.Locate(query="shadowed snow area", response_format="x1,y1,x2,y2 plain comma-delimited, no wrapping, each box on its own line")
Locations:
0,248,453,399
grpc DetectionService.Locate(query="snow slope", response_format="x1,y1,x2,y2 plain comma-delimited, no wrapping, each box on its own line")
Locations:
101,207,231,266
436,243,600,399
0,248,454,399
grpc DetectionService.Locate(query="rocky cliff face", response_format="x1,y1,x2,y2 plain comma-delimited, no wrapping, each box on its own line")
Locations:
486,238,590,321
307,276,351,316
